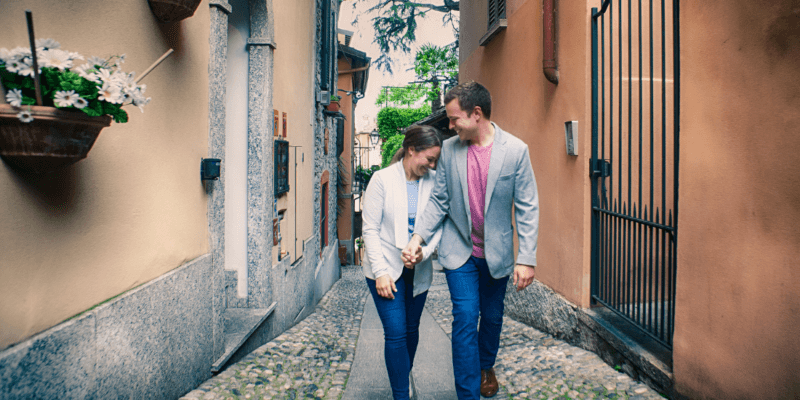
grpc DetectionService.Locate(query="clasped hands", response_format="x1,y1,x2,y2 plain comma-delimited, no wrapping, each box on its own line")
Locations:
377,235,536,299
401,234,537,292
375,235,424,299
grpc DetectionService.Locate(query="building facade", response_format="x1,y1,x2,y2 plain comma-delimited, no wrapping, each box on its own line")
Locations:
458,0,799,398
0,0,344,398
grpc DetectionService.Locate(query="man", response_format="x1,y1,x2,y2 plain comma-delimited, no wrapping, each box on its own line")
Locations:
402,81,539,399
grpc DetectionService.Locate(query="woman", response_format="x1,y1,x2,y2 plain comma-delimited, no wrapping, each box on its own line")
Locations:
361,125,444,400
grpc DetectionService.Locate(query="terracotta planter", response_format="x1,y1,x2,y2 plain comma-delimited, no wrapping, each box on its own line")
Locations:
148,0,202,23
326,101,340,113
0,105,112,173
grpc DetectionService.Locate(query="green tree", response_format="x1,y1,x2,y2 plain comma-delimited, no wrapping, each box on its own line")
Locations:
375,84,427,108
376,105,432,140
381,133,405,168
351,0,459,72
412,43,458,105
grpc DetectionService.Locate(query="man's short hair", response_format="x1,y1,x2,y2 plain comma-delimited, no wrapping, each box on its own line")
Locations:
444,81,492,119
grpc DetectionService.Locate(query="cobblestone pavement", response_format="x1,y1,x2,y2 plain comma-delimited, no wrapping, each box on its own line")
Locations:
426,272,665,400
182,266,666,399
181,266,368,400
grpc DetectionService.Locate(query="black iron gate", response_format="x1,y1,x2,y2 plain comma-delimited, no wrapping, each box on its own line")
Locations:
590,0,679,349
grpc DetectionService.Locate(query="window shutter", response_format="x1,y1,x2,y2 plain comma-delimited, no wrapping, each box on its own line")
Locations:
488,0,506,28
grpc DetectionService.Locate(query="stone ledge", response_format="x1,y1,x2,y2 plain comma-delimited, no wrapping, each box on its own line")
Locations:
211,303,278,373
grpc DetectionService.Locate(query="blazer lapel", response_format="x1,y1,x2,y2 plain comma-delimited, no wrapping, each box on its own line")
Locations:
485,123,508,214
455,139,472,228
393,162,410,248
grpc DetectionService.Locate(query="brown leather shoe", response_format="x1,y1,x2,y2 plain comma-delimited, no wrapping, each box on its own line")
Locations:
480,368,499,397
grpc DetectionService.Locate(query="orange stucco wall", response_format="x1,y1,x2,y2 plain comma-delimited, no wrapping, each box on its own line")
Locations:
0,2,209,349
460,0,800,397
459,0,594,306
674,1,800,398
336,56,355,243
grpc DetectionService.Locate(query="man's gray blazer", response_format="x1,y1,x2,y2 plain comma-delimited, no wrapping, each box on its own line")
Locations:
414,123,539,279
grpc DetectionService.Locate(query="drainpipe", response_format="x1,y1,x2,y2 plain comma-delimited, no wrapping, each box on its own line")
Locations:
543,0,559,84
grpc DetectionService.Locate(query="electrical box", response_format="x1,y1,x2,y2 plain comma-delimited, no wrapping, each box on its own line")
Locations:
200,158,221,180
565,121,578,156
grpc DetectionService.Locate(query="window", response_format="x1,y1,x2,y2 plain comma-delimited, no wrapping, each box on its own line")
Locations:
488,0,506,28
319,0,336,97
481,0,508,46
320,171,330,253
274,139,290,196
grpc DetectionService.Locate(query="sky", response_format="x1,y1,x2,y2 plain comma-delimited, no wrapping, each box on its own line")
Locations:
338,1,458,133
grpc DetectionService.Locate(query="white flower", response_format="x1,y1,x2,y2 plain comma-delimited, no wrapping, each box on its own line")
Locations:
39,49,73,71
35,38,60,50
0,48,11,63
9,47,31,59
17,110,34,123
54,90,79,107
96,67,114,84
74,64,101,83
98,82,123,104
117,72,137,92
86,56,105,68
5,88,23,107
68,52,84,61
130,85,151,112
15,59,36,77
73,97,88,109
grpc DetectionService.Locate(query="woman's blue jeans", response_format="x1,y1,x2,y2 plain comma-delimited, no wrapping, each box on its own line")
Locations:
444,256,509,400
366,267,428,400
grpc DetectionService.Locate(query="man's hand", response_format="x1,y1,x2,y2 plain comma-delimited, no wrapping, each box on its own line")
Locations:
512,264,536,291
402,234,424,267
375,275,397,299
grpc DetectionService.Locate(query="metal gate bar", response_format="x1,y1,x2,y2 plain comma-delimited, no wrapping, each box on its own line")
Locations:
591,0,679,349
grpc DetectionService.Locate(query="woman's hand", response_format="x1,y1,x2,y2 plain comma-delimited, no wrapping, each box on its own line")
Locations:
402,246,423,268
375,275,397,299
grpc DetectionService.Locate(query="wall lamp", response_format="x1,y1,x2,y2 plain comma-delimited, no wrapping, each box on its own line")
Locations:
338,88,365,103
369,130,381,146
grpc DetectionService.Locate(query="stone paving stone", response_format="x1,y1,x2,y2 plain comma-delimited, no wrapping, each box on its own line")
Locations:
180,265,367,400
182,267,666,400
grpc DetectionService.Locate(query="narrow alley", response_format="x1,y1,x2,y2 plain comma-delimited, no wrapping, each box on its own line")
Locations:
181,265,663,400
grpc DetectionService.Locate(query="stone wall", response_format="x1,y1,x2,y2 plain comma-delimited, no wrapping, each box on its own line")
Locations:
0,256,217,399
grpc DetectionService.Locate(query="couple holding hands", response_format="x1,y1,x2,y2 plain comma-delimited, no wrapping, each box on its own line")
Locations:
361,81,540,400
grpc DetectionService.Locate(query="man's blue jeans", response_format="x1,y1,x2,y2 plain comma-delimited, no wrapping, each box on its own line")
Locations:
366,267,428,400
444,256,510,400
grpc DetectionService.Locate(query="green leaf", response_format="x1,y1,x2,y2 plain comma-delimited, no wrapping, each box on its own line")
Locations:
82,100,103,117
112,107,128,123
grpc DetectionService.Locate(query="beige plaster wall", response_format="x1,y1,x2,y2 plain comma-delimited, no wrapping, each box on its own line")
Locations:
459,0,594,306
674,1,800,398
272,0,317,263
0,1,210,349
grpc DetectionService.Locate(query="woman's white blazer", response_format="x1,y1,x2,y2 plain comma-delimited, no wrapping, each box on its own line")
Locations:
361,161,443,297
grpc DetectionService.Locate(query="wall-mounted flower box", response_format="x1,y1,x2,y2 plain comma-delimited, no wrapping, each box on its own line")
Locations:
0,105,111,173
148,0,203,23
1,34,156,174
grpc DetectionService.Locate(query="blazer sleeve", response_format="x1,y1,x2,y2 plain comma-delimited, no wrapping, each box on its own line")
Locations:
513,145,540,267
414,142,451,245
420,172,444,260
362,172,391,278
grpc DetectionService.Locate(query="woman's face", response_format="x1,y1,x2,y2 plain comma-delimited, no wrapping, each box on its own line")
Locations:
406,145,441,179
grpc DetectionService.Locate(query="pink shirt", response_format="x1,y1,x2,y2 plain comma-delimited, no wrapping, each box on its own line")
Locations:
467,142,493,258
